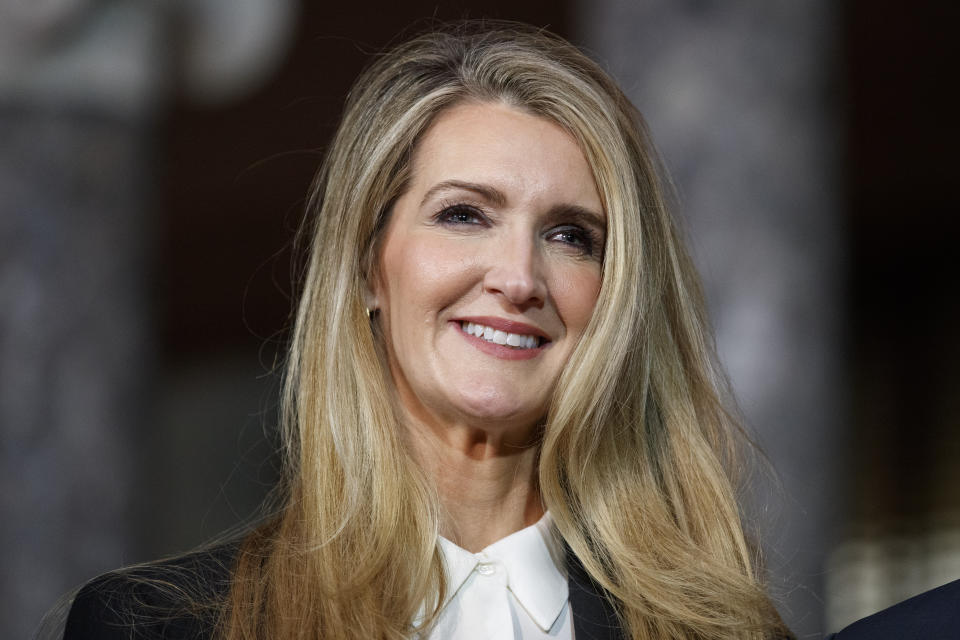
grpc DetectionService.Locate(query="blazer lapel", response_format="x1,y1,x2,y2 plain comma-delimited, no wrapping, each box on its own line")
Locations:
566,549,626,640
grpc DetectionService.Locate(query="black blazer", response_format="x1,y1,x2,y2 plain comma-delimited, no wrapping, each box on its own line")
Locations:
825,578,960,640
63,543,626,640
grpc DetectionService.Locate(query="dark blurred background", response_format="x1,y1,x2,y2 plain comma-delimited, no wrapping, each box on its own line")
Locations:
2,1,957,638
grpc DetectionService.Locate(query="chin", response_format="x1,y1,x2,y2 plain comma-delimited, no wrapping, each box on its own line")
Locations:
449,388,544,430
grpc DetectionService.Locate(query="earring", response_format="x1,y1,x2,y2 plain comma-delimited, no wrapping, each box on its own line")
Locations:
366,307,379,319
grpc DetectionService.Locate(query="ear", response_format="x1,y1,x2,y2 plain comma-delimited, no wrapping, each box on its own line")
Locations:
362,287,379,312
362,272,381,313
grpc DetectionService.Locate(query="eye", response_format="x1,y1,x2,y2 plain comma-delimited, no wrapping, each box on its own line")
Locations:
546,225,602,259
435,203,486,226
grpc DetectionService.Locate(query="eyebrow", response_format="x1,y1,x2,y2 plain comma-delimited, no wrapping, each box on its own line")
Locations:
419,179,606,232
546,204,607,234
420,180,506,208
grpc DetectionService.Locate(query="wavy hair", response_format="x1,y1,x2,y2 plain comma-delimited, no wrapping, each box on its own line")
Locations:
222,20,790,640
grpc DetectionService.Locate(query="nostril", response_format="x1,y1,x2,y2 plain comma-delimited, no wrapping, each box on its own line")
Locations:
483,272,546,306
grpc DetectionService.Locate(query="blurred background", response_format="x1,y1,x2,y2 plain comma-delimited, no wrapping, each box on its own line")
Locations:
2,1,957,638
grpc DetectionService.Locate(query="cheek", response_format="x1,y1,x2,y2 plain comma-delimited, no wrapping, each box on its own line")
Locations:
381,236,477,324
550,266,602,334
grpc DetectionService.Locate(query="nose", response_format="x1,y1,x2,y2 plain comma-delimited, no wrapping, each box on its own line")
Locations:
482,233,547,308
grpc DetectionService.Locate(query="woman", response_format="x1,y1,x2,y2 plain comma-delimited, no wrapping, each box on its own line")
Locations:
62,20,792,640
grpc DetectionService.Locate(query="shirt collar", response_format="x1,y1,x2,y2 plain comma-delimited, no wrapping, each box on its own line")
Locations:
438,512,569,632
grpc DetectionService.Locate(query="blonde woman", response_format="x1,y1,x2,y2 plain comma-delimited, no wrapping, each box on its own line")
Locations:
62,21,794,640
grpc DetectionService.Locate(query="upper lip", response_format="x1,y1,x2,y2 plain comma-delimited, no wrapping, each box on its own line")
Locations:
453,316,551,341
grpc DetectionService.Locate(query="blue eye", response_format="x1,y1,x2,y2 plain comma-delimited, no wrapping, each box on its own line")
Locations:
547,225,600,258
552,227,588,247
436,204,485,225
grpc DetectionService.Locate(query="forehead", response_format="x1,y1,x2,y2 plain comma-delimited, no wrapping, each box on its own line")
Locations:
406,101,602,212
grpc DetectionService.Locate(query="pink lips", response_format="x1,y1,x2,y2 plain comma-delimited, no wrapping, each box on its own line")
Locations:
451,316,550,361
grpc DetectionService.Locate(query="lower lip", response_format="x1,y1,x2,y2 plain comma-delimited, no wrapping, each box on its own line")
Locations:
453,322,546,361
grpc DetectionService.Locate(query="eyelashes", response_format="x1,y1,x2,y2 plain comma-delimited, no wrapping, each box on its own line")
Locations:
435,203,485,226
546,225,601,258
433,202,605,260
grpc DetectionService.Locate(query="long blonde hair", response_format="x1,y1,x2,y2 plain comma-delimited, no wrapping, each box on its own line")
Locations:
223,20,790,640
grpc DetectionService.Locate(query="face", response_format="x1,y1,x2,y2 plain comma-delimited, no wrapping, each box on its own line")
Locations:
373,101,605,440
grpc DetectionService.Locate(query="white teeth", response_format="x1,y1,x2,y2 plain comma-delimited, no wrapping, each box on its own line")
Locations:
461,321,541,350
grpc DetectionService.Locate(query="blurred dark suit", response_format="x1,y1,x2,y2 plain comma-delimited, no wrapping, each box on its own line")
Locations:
826,578,960,639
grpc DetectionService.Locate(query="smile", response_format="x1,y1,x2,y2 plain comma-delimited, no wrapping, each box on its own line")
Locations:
460,321,541,349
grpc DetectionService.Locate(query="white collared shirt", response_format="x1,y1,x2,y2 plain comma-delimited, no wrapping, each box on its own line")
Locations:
421,513,573,639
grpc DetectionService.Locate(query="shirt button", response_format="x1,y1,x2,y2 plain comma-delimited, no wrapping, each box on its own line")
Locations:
476,562,496,576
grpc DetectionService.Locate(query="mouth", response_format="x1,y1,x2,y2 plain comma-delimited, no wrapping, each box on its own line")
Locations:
457,319,547,350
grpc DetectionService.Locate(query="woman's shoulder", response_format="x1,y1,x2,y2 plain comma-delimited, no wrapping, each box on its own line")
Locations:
828,577,960,640
63,542,240,640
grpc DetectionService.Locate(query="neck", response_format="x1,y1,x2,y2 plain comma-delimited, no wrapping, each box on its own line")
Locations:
406,418,544,552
